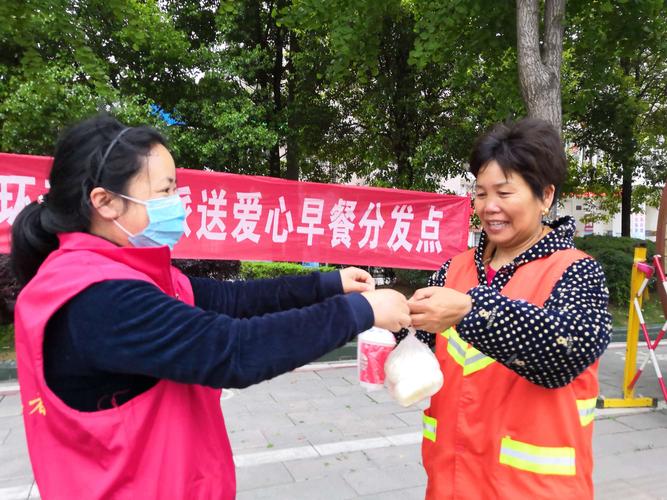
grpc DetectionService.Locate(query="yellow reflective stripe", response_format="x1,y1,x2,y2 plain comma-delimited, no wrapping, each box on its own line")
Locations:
423,414,437,442
449,330,468,356
445,328,495,375
576,397,597,426
446,336,466,367
462,348,496,375
440,327,455,339
499,436,575,476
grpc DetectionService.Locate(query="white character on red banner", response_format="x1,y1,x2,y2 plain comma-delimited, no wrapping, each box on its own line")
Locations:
196,188,227,240
177,186,193,237
264,196,294,243
416,206,443,253
358,202,385,250
0,175,36,225
231,192,263,243
387,204,414,252
296,198,325,246
329,199,357,248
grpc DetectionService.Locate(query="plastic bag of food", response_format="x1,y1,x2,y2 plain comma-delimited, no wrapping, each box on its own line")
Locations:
357,327,396,391
384,328,443,407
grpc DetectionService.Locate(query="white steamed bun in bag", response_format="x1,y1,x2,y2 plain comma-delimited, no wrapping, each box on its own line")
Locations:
384,328,443,407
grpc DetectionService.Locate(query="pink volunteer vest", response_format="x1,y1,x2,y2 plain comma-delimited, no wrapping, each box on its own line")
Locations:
15,232,235,499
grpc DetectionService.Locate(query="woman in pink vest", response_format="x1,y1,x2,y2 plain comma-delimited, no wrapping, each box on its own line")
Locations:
11,114,411,499
402,118,613,498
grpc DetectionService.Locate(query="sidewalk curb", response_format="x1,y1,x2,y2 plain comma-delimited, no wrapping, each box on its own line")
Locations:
0,382,19,396
233,432,422,468
295,361,357,372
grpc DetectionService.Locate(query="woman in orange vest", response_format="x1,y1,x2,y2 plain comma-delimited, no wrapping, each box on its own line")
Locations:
404,118,612,499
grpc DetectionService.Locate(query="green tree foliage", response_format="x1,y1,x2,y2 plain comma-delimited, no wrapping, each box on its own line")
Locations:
0,0,288,175
563,0,667,235
163,0,288,175
283,0,490,190
0,0,190,154
409,0,525,123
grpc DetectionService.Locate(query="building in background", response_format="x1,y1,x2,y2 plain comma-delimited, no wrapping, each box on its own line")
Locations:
559,194,658,241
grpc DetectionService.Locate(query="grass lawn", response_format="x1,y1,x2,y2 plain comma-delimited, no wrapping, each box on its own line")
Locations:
609,293,665,329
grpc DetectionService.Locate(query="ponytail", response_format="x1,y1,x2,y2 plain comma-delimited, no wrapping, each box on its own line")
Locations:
10,201,59,286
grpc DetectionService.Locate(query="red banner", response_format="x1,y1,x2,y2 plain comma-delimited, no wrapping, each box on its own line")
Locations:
0,153,471,270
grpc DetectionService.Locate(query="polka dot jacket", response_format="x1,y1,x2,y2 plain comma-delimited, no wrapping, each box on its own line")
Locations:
395,216,613,389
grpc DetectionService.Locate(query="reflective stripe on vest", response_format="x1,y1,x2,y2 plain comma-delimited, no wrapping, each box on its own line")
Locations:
576,397,597,426
499,436,576,476
423,414,437,442
441,328,496,375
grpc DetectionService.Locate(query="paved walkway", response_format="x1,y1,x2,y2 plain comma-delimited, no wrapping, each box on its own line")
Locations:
1,343,667,499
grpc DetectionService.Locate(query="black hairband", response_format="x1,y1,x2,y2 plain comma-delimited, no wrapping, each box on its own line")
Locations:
94,127,131,185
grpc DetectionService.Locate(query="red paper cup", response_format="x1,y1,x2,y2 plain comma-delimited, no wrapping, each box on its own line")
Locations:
358,338,394,391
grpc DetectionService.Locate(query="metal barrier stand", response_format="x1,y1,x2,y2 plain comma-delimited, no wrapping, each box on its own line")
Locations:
597,245,657,409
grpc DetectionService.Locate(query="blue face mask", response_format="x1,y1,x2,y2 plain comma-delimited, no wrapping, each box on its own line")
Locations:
113,193,186,249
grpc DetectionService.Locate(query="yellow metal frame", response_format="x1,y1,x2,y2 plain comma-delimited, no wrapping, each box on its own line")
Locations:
597,246,657,409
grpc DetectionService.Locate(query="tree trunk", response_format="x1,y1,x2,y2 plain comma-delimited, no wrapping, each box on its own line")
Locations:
269,9,284,179
516,0,565,133
286,33,300,181
621,164,632,237
618,58,636,237
394,148,413,189
253,0,274,177
388,15,416,189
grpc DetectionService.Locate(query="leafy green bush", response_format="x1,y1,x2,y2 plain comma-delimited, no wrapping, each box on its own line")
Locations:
0,324,14,361
0,255,20,325
393,268,434,289
574,236,656,305
172,259,241,281
239,262,336,279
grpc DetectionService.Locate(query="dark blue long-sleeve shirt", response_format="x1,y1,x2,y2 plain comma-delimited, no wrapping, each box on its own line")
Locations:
44,271,373,411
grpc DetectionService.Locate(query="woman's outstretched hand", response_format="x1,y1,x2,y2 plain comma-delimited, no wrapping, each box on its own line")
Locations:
340,267,375,293
408,287,472,333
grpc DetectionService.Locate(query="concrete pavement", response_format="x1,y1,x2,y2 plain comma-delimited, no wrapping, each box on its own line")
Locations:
1,342,667,499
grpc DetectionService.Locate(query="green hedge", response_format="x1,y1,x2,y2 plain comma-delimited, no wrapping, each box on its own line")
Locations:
0,255,19,325
172,259,240,281
393,268,434,289
239,261,336,279
0,323,14,361
574,236,656,305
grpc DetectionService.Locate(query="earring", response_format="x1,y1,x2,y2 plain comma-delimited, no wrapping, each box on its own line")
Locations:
541,208,549,217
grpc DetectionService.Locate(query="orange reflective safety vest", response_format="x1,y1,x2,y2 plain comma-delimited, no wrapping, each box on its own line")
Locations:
422,247,599,500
